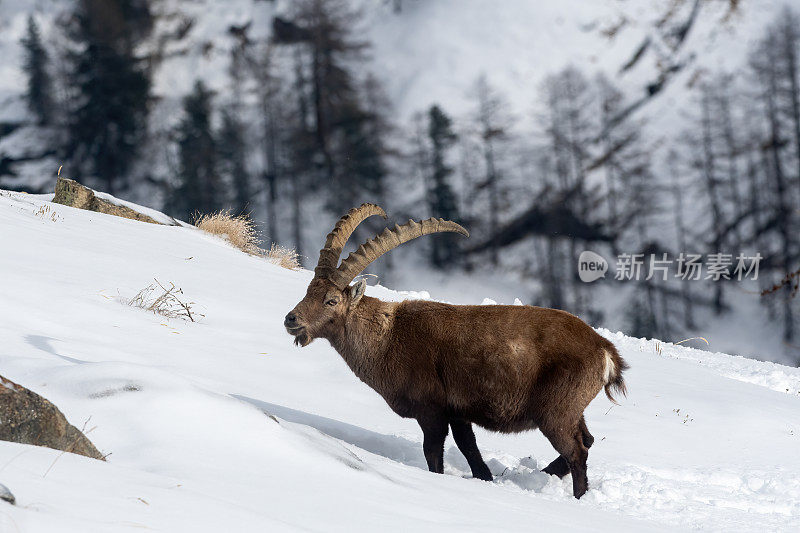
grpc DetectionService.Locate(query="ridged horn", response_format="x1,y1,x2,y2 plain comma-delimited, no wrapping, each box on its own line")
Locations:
315,203,387,279
330,218,469,289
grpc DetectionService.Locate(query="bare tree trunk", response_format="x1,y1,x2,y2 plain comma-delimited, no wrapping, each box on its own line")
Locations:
473,76,506,267
764,46,795,342
459,141,477,273
310,39,336,188
484,139,499,266
545,237,564,309
670,154,695,329
600,126,620,256
718,84,744,251
413,117,438,266
658,281,672,340
265,171,278,244
291,176,303,261
700,89,725,314
569,239,585,316
291,48,308,260
638,199,659,335
781,14,800,202
260,86,279,245
757,147,778,321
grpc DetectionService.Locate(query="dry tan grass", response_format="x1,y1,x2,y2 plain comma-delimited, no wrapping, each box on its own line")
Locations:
34,204,61,222
194,211,261,255
194,210,300,270
264,243,301,270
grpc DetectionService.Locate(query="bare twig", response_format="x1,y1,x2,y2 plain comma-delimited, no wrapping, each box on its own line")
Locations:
42,418,98,478
761,268,800,298
153,279,198,322
126,279,204,322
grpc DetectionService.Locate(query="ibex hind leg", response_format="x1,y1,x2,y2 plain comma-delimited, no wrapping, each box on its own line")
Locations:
579,415,594,448
542,415,593,479
450,419,493,481
540,419,590,499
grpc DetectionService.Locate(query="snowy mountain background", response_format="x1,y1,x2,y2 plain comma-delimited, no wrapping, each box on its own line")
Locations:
1,0,772,175
1,0,772,128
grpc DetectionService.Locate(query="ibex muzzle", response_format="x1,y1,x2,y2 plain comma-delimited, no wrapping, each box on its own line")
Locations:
285,203,627,499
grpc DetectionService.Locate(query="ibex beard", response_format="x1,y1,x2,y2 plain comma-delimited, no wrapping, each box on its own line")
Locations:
285,204,628,499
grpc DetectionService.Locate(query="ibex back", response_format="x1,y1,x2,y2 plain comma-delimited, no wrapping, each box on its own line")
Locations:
285,204,627,499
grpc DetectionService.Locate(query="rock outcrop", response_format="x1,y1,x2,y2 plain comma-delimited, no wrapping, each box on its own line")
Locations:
0,375,104,460
52,177,161,224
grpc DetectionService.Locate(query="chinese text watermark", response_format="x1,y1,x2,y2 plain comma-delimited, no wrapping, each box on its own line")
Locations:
578,251,762,282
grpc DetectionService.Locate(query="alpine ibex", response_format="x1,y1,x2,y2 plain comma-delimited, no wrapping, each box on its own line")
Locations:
284,204,627,498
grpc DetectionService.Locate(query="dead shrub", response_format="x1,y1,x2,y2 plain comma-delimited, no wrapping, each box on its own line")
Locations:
194,210,300,270
126,279,203,322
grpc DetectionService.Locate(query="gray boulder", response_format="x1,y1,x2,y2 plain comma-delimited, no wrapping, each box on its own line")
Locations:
0,375,104,460
0,483,14,505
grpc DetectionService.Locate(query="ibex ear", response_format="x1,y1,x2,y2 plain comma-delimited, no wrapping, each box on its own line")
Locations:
349,279,367,307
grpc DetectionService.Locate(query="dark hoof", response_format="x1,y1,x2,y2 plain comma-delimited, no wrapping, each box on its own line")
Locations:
542,456,570,478
473,468,493,482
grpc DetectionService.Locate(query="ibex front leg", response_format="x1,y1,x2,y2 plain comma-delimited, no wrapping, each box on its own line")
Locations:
418,414,448,474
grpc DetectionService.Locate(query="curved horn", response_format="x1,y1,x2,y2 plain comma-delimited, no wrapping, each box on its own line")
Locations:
330,218,469,289
315,203,387,279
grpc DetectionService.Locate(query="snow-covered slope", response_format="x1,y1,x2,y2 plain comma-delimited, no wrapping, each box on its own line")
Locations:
1,190,800,531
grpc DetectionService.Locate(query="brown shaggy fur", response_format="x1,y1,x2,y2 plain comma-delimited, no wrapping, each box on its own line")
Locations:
286,277,628,498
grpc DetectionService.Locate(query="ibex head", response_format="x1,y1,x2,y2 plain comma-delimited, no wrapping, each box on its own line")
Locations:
284,203,468,347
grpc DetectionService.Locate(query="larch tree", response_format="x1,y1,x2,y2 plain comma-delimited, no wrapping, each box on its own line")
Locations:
63,0,152,194
471,74,511,267
21,15,54,126
173,81,221,221
426,104,461,269
218,107,250,216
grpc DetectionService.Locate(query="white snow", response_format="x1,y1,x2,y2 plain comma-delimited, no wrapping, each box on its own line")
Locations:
93,190,186,227
1,190,799,531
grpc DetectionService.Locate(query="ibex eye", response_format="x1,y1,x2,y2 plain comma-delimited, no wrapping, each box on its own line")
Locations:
325,299,338,306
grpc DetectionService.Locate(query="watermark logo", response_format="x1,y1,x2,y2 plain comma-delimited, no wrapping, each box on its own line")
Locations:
578,251,608,283
577,251,763,282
